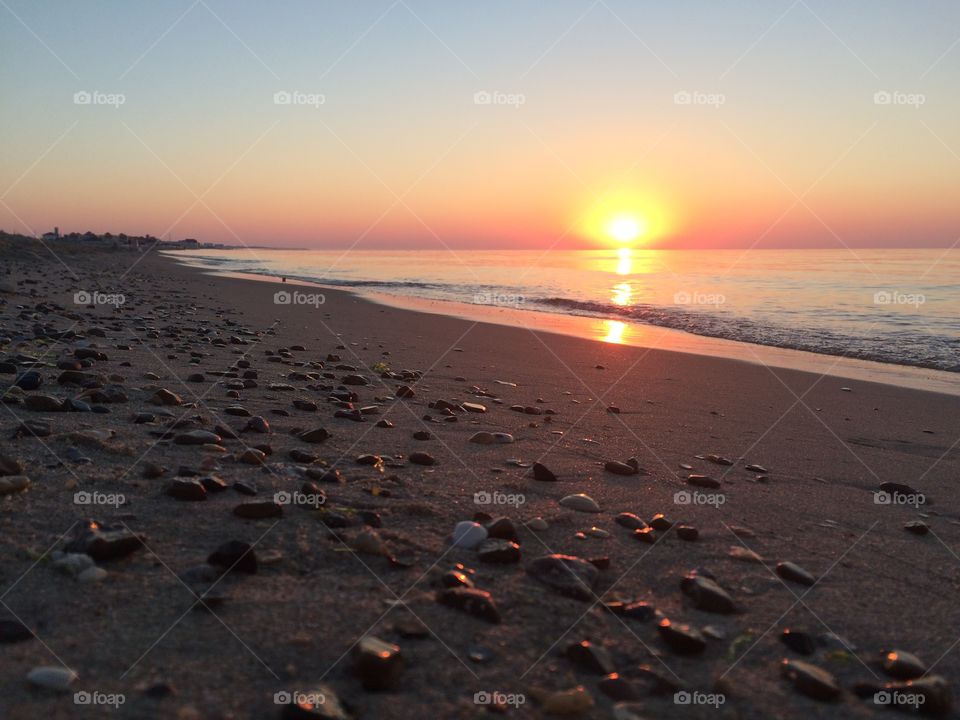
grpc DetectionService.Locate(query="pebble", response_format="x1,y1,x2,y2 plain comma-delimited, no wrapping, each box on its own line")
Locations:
232,478,257,496
477,539,521,563
208,540,257,574
676,525,699,541
728,546,763,563
409,451,435,466
174,430,222,446
781,628,816,655
532,462,557,482
649,514,672,531
657,619,706,654
298,428,330,444
780,659,840,701
776,561,816,586
436,587,501,623
881,649,926,679
597,674,640,702
623,601,656,621
527,554,599,600
904,520,929,535
451,521,487,549
152,388,183,406
441,569,474,589
687,474,721,489
559,493,600,513
633,528,656,544
526,517,548,531
142,461,167,478
534,686,593,715
680,573,735,613
0,453,23,476
614,512,647,530
14,371,42,390
467,644,494,663
244,416,270,433
24,394,62,411
353,529,388,557
238,449,266,465
354,636,404,691
78,566,108,583
166,478,207,501
26,666,77,692
879,675,951,715
0,475,30,495
65,521,143,560
604,460,637,476
565,640,616,675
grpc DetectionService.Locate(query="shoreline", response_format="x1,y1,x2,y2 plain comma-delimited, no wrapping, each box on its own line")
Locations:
1,244,959,719
166,253,960,398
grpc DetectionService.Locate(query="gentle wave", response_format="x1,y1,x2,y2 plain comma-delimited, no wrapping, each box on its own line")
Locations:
170,251,960,373
533,297,960,372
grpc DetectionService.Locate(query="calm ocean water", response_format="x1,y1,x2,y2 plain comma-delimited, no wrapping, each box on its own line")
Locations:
170,248,960,372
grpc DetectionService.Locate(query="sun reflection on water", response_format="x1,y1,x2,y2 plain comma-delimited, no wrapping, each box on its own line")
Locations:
601,320,627,344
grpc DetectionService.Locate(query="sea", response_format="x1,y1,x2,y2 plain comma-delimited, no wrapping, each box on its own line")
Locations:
167,247,960,377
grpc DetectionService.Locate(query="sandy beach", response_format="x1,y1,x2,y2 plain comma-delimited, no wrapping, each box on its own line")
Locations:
1,240,959,720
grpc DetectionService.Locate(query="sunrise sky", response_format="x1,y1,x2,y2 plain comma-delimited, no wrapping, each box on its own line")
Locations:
1,1,958,249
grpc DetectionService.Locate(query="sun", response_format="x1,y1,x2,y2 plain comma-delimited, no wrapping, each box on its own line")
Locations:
607,215,646,244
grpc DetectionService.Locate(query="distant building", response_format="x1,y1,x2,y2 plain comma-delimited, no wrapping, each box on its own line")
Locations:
182,238,199,248
41,226,59,241
82,231,99,241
